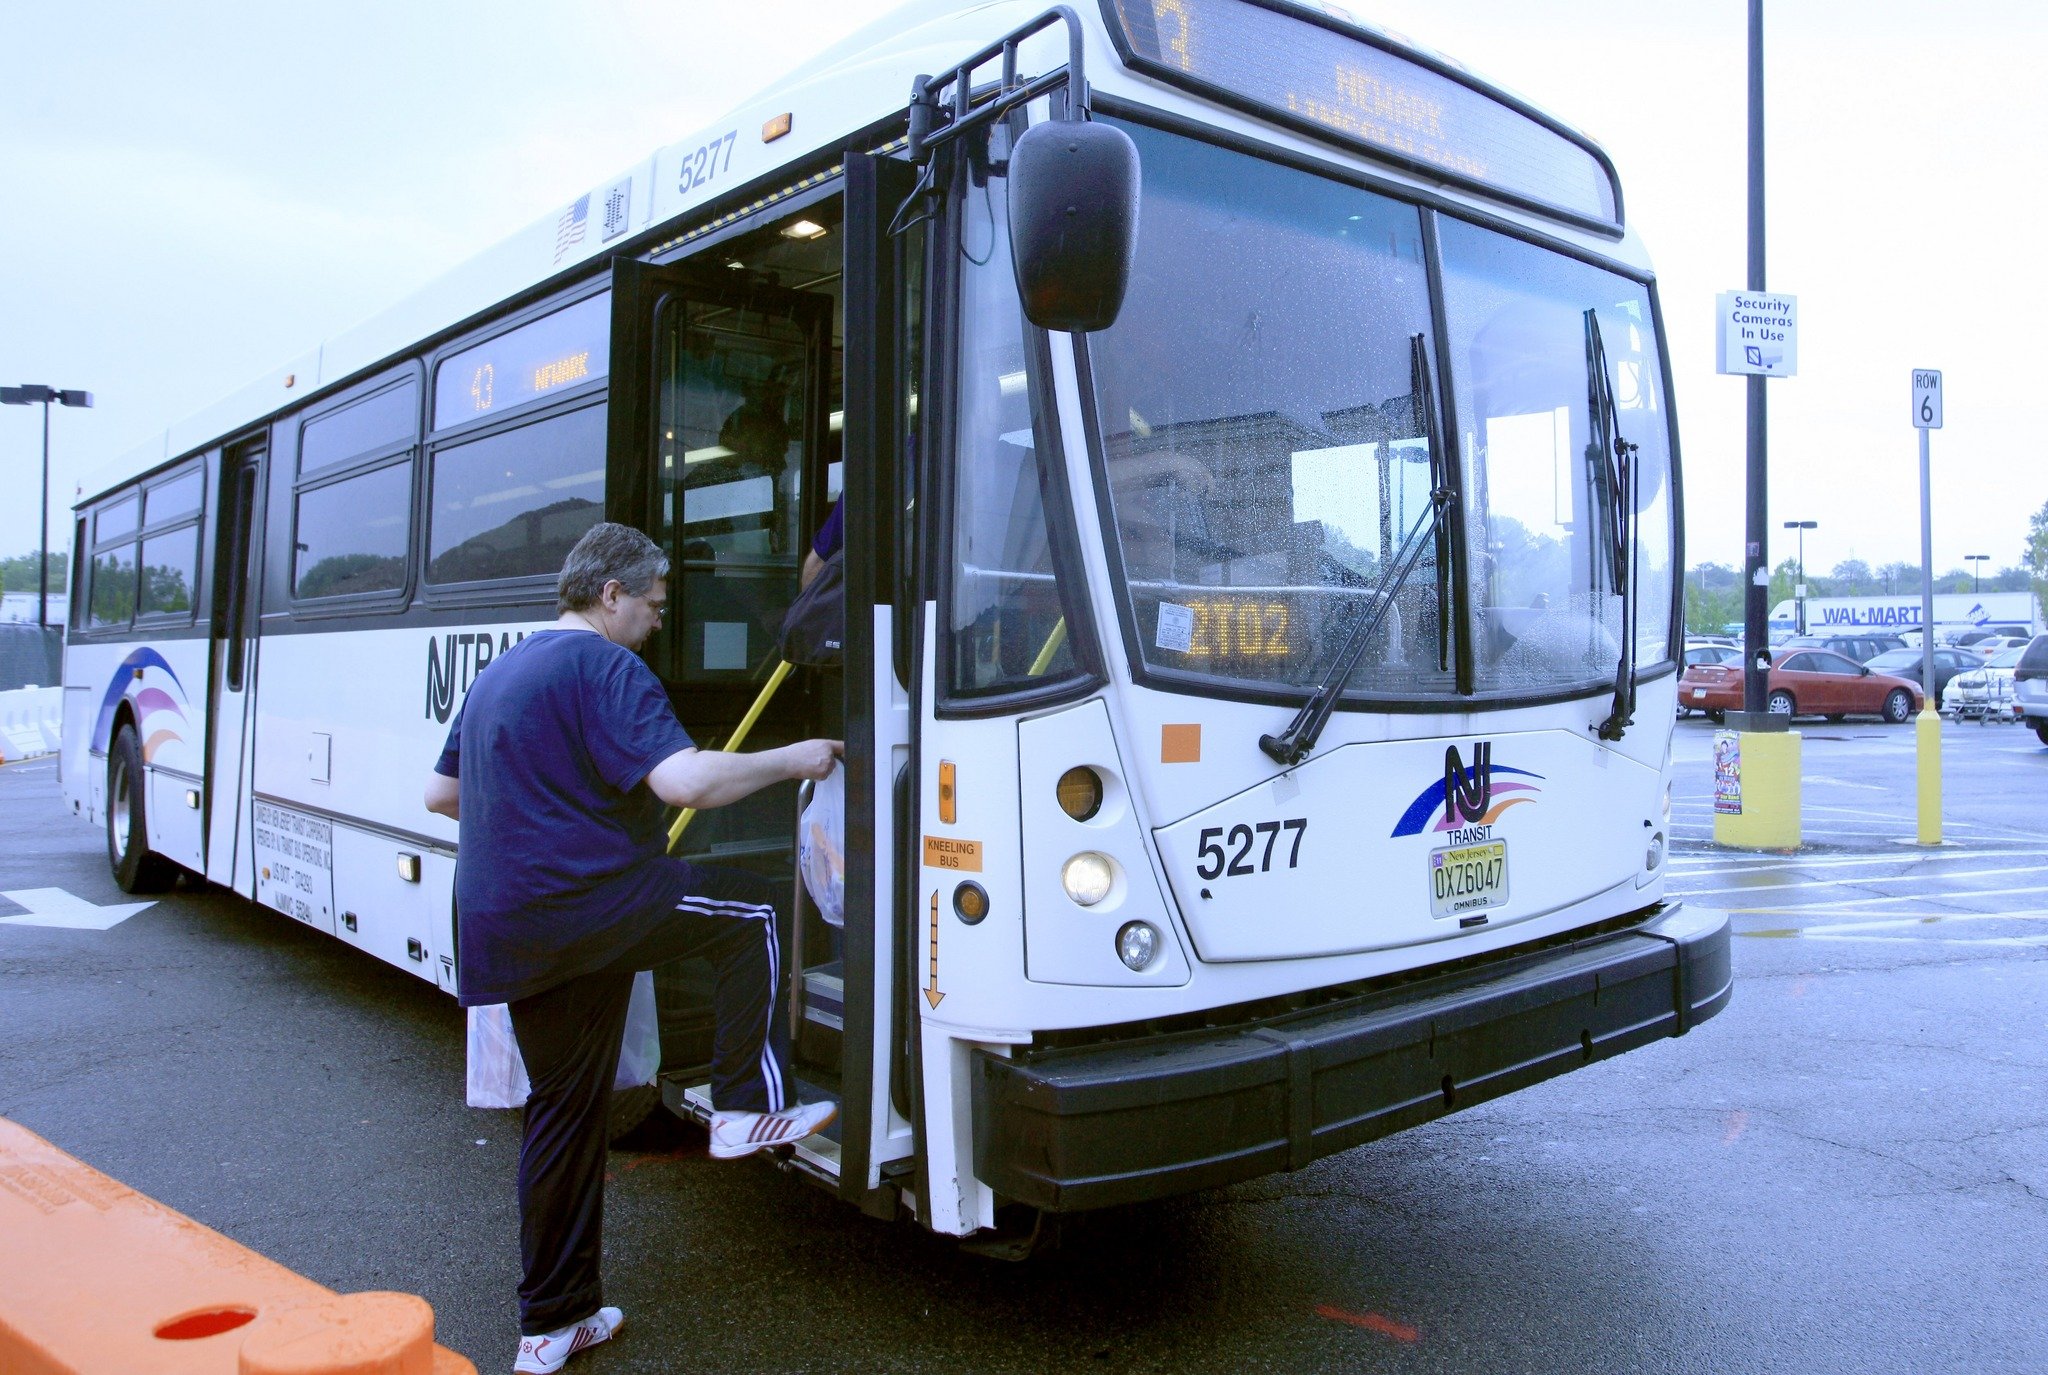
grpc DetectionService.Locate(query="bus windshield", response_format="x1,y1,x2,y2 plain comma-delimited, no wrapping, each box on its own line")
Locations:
1086,120,1673,703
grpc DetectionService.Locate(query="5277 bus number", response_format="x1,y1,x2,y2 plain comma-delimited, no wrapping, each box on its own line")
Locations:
1195,818,1306,879
678,130,739,194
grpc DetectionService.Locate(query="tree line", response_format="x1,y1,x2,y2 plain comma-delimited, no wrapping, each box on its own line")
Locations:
1684,497,2048,635
0,551,66,595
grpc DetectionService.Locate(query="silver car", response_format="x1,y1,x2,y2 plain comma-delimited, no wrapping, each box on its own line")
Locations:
2015,636,2048,745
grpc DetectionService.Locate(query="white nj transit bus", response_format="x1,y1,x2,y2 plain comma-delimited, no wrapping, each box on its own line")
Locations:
60,0,1727,1245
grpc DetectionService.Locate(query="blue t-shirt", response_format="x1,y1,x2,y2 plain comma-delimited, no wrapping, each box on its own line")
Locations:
811,497,844,560
434,629,694,1006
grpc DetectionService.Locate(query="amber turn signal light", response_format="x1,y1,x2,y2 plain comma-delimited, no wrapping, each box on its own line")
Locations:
1055,766,1102,821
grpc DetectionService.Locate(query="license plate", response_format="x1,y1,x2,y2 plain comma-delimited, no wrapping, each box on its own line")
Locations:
1430,840,1509,919
1692,688,1708,699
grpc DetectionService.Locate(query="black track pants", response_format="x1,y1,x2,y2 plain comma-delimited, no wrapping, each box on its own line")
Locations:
507,860,791,1334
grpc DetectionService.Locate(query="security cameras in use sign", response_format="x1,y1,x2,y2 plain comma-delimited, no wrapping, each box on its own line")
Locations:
1912,370,1942,429
1715,291,1798,377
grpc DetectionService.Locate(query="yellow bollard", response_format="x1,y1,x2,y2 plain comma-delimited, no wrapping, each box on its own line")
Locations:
1916,709,1942,845
1712,727,1802,850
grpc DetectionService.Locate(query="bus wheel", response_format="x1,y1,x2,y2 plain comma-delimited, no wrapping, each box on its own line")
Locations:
609,1085,658,1142
107,725,178,894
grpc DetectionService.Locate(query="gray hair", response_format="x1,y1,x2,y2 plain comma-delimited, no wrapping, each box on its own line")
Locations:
557,522,669,613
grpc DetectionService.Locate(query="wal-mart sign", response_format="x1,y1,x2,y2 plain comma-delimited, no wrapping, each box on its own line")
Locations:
1716,291,1798,377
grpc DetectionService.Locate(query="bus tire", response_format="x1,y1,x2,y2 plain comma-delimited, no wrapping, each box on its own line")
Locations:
107,724,179,894
609,1084,658,1142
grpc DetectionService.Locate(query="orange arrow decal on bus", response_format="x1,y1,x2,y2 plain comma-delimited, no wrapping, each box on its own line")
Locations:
924,891,944,1009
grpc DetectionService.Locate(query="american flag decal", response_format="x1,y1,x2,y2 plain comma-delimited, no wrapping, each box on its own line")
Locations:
554,194,590,264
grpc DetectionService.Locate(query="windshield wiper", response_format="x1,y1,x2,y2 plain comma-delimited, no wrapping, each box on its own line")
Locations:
1585,308,1640,741
1260,334,1450,767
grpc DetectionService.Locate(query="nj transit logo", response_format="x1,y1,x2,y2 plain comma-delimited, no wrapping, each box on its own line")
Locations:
1390,743,1545,838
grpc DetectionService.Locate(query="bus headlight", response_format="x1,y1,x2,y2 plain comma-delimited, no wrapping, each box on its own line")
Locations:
1061,852,1114,906
1116,921,1159,971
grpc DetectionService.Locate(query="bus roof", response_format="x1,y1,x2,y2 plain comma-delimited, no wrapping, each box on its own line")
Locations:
78,0,1623,508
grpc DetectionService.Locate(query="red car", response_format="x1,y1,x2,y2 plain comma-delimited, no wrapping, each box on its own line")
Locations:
1678,648,1924,723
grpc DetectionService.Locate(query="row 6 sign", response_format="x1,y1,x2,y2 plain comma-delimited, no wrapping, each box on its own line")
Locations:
1912,369,1943,429
1716,291,1798,377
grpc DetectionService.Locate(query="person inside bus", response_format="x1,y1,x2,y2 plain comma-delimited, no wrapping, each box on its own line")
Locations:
424,521,841,1374
799,493,842,589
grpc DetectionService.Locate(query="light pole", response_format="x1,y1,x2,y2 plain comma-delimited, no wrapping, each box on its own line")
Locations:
1965,553,1989,594
2,384,94,630
1784,519,1816,634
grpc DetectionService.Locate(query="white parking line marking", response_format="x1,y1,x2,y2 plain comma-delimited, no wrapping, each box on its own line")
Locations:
1675,862,2048,901
1732,883,2048,913
1800,932,2048,949
1735,908,2048,931
0,888,156,931
1672,848,2048,870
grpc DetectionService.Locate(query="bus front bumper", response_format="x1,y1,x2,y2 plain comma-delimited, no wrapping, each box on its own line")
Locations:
972,901,1730,1213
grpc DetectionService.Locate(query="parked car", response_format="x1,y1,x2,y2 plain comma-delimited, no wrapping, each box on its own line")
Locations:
1677,643,1744,717
2015,636,2048,745
1942,644,2026,722
1954,626,2032,648
1778,633,1908,665
1679,648,1924,723
1864,647,1975,703
1966,635,2031,658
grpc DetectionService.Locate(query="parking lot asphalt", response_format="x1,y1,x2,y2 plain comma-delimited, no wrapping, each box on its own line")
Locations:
4,720,2047,1374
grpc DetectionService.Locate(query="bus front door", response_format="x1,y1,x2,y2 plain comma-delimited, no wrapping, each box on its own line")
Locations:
604,165,917,1217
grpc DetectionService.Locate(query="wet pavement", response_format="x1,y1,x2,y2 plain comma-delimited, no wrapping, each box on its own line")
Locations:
4,718,2046,1373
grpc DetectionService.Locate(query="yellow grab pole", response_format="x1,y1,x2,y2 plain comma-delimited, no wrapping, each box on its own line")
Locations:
667,659,795,853
1027,618,1068,677
1916,707,1942,845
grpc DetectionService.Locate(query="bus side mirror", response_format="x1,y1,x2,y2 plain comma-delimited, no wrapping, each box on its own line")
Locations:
1007,120,1140,333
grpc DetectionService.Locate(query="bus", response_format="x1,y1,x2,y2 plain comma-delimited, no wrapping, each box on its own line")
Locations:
61,0,1727,1246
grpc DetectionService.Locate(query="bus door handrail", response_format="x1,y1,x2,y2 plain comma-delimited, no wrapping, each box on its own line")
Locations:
666,659,795,853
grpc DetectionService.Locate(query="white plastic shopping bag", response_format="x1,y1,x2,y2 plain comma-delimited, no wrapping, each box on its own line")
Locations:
615,969,660,1089
465,969,660,1108
465,1001,530,1108
798,763,846,927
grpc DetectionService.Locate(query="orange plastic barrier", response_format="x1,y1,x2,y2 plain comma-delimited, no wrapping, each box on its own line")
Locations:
0,1117,476,1375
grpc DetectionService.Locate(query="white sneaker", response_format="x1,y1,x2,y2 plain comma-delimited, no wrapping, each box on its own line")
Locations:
513,1306,623,1374
708,1100,838,1159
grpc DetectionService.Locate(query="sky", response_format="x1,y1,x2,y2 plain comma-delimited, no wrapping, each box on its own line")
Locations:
4,0,2045,582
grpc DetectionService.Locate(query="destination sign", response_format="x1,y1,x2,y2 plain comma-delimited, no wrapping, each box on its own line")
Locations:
1153,594,1310,672
435,292,611,427
1103,0,1619,225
